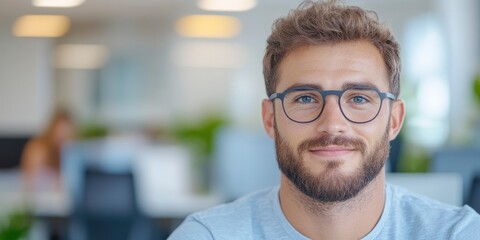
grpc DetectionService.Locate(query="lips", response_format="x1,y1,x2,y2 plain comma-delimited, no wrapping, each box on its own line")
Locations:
297,134,367,158
308,145,356,157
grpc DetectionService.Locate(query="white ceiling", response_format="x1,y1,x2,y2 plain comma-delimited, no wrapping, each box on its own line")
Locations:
0,0,428,23
0,0,305,23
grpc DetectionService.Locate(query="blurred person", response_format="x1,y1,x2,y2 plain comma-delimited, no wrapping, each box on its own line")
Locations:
169,0,480,239
21,110,76,191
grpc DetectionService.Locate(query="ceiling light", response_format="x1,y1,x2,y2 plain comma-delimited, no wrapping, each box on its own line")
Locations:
55,44,109,69
197,0,257,12
33,0,85,8
175,15,240,39
13,15,70,37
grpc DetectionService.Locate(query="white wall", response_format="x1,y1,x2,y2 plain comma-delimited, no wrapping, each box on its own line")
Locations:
439,0,480,144
0,20,53,135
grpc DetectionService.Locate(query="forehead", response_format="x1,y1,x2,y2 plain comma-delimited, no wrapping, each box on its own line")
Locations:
276,40,389,92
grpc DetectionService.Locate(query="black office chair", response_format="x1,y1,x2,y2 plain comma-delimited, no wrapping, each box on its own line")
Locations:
467,174,480,213
71,168,153,240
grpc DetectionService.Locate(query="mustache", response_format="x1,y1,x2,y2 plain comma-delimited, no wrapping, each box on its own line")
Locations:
297,134,366,155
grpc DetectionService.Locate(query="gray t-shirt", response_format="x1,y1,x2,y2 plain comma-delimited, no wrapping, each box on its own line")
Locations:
168,184,480,239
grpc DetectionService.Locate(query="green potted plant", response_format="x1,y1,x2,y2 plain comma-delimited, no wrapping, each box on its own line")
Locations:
0,209,32,240
170,114,228,192
473,74,480,106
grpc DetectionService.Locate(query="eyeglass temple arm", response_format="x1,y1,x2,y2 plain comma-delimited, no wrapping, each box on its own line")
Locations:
269,93,282,100
384,92,396,100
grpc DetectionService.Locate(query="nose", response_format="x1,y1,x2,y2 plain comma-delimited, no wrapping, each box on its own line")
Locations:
315,95,349,134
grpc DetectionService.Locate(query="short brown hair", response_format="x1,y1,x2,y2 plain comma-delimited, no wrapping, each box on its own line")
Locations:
263,0,401,97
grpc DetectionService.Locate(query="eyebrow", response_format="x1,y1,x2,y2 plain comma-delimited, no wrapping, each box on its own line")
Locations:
341,82,380,91
284,81,381,91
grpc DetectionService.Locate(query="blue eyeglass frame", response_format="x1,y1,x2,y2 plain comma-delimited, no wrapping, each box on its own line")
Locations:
268,85,397,124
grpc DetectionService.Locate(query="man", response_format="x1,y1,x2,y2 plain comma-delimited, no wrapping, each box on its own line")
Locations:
169,1,480,239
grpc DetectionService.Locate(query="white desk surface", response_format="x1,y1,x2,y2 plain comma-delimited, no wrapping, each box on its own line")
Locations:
0,170,70,217
386,172,463,206
0,169,221,219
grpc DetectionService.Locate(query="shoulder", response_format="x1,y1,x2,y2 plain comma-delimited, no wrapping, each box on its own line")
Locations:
388,184,469,216
385,184,480,238
193,187,275,222
168,187,278,239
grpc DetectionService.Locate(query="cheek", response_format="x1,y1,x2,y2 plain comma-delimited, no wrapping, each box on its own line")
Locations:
277,123,324,158
275,113,308,145
359,117,390,147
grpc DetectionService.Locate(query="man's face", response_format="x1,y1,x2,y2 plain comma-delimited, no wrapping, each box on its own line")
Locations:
262,40,404,202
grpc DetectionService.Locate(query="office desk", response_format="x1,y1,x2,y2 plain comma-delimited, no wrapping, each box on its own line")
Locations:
0,170,70,217
0,170,70,239
0,169,221,219
386,172,463,206
1,169,222,238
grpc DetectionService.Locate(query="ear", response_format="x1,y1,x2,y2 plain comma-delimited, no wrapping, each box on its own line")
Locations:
388,99,405,141
262,99,276,139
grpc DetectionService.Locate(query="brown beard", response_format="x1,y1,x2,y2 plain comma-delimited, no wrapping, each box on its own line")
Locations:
275,123,390,203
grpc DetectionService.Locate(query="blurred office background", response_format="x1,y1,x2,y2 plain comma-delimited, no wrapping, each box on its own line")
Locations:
0,0,480,239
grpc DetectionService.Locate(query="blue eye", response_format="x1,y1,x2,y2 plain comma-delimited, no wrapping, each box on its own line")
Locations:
298,96,314,103
352,96,367,103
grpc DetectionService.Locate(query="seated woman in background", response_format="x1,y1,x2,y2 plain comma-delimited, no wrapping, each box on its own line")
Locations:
21,110,76,191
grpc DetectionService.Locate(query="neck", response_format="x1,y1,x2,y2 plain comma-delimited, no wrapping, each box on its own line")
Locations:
279,169,386,240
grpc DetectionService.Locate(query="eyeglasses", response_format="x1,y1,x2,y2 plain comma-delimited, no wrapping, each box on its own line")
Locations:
269,86,396,124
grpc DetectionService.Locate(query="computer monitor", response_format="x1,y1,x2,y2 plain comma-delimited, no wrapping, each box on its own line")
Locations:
0,136,30,169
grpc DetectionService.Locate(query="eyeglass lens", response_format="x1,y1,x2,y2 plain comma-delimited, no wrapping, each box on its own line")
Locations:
283,88,382,123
